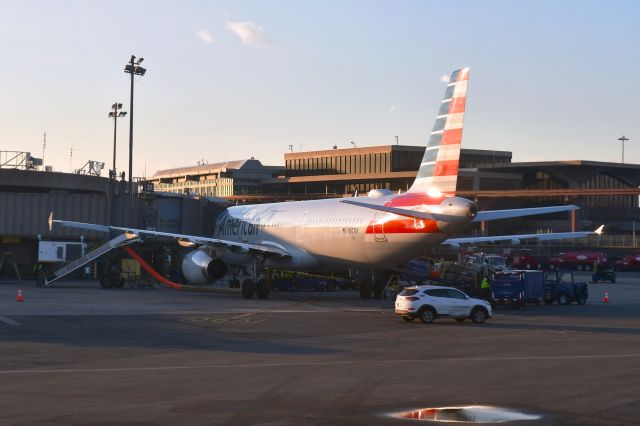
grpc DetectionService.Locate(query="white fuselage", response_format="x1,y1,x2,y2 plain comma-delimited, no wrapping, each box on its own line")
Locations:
213,194,475,271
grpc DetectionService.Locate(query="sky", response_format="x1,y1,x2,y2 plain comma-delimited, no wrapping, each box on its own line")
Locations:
1,0,638,178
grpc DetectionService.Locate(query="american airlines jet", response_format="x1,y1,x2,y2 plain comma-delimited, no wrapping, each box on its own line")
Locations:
51,68,600,299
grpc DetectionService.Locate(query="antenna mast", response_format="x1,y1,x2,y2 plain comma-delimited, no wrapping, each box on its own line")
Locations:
42,132,46,169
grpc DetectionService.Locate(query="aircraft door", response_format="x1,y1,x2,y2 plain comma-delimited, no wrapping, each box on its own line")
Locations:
372,212,387,242
297,212,308,244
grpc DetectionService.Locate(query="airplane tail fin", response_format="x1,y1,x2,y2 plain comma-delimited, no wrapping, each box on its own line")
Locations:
408,68,469,196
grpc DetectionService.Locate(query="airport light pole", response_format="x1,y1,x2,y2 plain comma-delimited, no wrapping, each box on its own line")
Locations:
124,55,146,196
618,135,629,163
108,103,127,178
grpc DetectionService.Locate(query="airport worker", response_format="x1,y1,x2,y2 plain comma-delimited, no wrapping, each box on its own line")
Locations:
480,275,491,301
33,262,43,280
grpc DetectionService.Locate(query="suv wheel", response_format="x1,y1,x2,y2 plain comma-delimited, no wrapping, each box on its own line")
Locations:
471,307,488,324
419,307,436,324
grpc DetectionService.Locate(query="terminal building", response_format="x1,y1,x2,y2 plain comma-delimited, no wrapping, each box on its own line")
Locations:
148,159,283,197
253,145,640,235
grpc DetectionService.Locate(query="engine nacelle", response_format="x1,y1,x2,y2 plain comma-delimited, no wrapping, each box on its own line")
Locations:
181,250,227,285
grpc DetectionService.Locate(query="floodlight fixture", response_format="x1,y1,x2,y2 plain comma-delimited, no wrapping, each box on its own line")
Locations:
108,101,127,176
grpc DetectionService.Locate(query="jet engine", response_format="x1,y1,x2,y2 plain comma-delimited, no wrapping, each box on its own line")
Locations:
181,250,227,285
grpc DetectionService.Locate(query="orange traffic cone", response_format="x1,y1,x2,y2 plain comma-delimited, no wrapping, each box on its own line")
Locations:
603,291,609,303
16,288,24,302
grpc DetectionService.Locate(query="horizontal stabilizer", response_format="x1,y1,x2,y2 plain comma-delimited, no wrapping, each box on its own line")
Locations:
340,199,458,222
473,205,579,222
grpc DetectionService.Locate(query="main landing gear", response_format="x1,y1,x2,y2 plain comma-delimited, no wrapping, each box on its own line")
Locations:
241,278,271,299
241,255,271,299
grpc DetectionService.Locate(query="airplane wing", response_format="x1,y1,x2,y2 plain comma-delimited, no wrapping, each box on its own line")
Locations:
442,225,604,247
473,205,579,222
49,215,290,257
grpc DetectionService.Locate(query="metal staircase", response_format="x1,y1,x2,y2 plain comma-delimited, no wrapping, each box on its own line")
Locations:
42,233,139,287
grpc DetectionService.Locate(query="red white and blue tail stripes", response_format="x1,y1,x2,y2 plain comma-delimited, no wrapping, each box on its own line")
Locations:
408,68,469,196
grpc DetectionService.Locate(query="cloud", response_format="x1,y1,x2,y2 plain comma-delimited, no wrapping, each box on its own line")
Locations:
440,74,450,83
388,105,397,113
197,30,215,44
226,21,268,47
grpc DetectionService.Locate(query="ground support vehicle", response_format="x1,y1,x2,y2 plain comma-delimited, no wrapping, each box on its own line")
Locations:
543,270,588,305
615,253,640,271
592,269,616,283
491,270,544,308
548,252,609,271
426,261,479,297
507,250,541,270
395,285,492,324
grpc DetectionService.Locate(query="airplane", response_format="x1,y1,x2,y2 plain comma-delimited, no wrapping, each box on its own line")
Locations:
50,68,602,299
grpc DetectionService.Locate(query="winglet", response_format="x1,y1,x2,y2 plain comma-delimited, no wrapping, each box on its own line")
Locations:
48,212,53,231
594,224,605,235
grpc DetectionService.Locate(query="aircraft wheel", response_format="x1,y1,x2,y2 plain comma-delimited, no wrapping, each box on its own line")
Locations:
241,279,255,299
256,278,270,299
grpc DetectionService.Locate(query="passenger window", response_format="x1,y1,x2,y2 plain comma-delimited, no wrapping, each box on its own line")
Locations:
425,289,447,298
560,273,573,283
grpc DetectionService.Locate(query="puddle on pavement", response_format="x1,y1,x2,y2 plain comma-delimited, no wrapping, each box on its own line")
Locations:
394,405,541,423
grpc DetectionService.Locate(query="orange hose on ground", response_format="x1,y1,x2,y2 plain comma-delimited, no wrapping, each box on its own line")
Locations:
123,245,184,290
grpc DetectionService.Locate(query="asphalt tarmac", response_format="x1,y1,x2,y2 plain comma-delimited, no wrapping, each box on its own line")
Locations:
0,272,638,425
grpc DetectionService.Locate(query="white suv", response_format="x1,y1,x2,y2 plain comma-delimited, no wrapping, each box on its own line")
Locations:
395,285,492,324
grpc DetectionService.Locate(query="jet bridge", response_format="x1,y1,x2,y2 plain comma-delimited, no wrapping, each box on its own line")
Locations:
41,233,139,287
